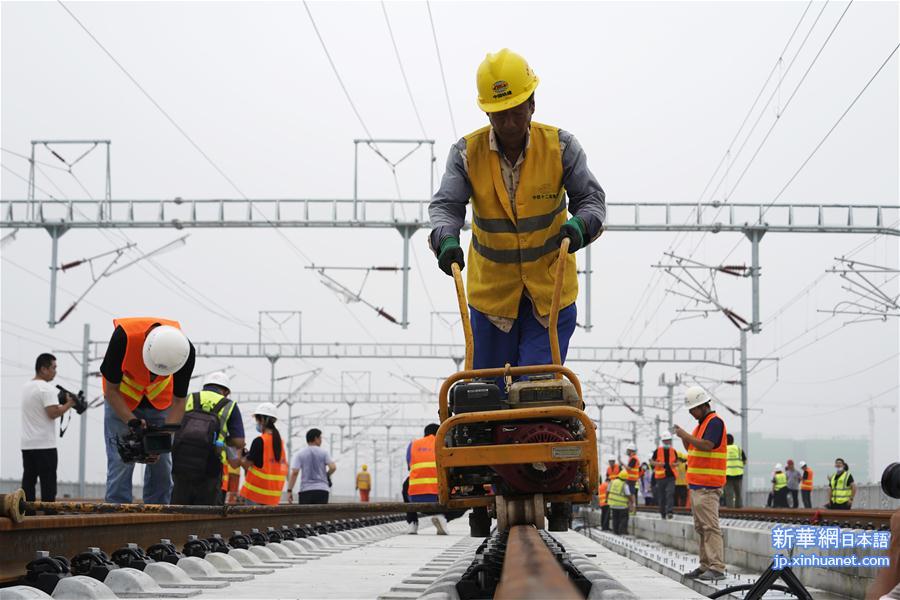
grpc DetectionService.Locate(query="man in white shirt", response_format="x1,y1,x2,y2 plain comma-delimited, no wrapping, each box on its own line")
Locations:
21,353,75,505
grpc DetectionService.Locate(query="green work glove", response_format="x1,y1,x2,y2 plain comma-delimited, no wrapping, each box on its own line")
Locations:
559,216,586,253
438,236,464,277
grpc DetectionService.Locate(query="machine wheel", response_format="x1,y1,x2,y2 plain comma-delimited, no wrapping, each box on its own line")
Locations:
469,506,492,537
548,502,571,532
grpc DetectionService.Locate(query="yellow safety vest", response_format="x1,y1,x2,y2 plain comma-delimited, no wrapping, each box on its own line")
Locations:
726,444,744,477
773,472,787,491
607,479,629,509
357,471,371,491
830,471,852,504
464,122,578,318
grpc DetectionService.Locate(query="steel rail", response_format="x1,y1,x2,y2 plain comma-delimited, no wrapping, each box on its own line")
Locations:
494,525,582,600
0,493,442,523
0,497,441,585
634,505,894,529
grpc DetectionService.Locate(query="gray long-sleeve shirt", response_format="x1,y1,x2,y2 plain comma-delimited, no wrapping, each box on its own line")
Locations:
428,127,606,254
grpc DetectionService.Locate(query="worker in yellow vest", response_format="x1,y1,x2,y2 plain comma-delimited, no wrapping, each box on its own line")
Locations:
607,471,633,535
674,453,688,507
771,463,789,508
799,460,814,508
674,386,728,581
428,49,605,384
356,464,372,502
827,457,856,510
239,403,288,505
597,477,610,531
724,433,746,509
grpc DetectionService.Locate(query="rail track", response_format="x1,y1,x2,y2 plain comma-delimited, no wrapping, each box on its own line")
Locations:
635,505,894,530
0,493,609,598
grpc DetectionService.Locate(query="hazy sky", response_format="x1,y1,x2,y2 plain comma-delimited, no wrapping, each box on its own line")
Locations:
2,1,898,498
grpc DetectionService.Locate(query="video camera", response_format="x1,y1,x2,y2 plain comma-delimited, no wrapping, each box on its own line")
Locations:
116,421,181,464
56,385,87,414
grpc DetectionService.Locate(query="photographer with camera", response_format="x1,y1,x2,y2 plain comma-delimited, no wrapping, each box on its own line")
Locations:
20,353,76,507
101,318,195,504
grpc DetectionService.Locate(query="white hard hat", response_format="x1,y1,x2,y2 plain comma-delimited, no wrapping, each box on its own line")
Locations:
774,463,783,470
626,443,636,452
799,460,807,468
684,385,711,410
660,432,672,441
253,402,279,420
204,371,231,392
142,325,190,376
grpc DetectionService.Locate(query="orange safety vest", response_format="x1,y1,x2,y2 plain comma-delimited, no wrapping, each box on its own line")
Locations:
408,435,438,496
801,467,814,491
653,447,678,479
222,463,240,493
606,464,621,480
240,433,287,505
686,412,727,488
101,317,181,411
626,456,640,482
598,481,609,506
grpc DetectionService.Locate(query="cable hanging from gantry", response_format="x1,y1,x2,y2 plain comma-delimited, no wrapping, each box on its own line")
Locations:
306,264,401,325
653,252,751,331
819,257,899,323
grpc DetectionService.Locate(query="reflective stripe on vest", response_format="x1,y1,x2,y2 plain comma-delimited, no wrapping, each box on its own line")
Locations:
607,479,628,508
626,457,639,481
222,462,240,492
606,464,621,480
686,412,727,488
830,471,852,504
408,435,438,496
464,122,578,318
773,472,787,491
598,481,608,505
240,432,287,505
801,468,814,491
653,447,677,479
102,317,181,411
726,444,744,476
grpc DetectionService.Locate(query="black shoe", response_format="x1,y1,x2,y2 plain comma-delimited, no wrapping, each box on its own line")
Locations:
698,570,725,581
684,567,706,578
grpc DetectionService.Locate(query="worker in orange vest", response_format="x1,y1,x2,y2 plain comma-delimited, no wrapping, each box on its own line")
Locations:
650,432,678,519
674,386,728,582
605,459,621,481
799,460,814,508
404,423,465,535
624,443,640,495
356,465,372,502
101,317,194,504
598,477,611,531
239,403,288,505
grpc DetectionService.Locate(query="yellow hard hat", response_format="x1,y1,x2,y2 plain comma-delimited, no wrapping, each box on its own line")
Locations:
617,471,628,480
361,464,367,471
476,49,539,113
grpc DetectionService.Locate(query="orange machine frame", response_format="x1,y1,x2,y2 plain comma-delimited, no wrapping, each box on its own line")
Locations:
434,239,600,509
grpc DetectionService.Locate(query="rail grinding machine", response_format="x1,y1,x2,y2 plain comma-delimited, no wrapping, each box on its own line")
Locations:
435,238,599,536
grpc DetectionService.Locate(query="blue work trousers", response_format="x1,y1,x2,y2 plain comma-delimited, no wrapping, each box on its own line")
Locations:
470,294,577,392
104,401,173,504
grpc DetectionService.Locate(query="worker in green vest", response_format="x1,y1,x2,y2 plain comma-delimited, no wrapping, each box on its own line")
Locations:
607,471,633,535
771,463,789,508
724,434,746,509
827,457,856,510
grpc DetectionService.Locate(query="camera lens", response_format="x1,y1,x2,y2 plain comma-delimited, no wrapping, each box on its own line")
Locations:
881,462,900,499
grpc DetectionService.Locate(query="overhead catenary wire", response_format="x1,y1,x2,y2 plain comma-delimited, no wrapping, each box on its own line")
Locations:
425,1,457,140
381,1,428,139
